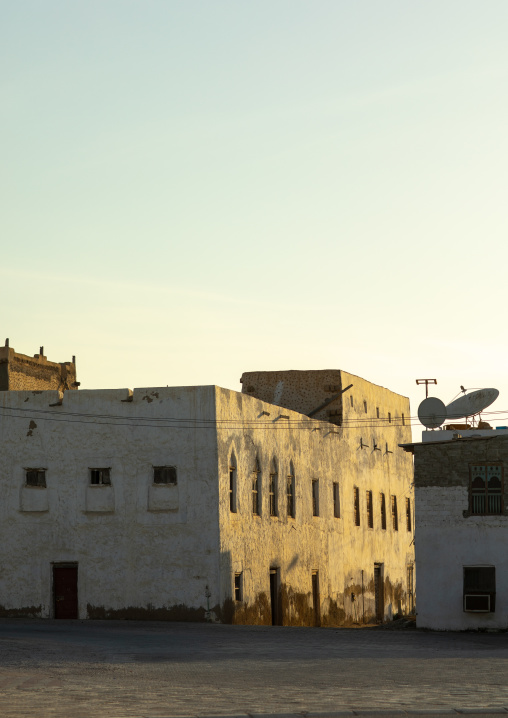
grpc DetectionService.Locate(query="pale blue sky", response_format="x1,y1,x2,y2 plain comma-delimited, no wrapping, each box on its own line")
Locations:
2,1,508,429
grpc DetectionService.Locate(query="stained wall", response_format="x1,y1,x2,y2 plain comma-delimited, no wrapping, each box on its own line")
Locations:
218,372,414,626
0,386,221,619
413,436,508,630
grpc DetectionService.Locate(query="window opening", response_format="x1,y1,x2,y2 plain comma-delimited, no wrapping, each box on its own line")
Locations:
402,413,405,426
312,480,319,516
391,495,398,530
269,461,278,517
380,493,386,530
406,497,411,531
252,457,261,515
407,564,414,613
153,466,177,484
464,566,495,612
388,412,392,423
90,468,111,485
333,482,340,518
376,407,380,419
287,464,295,518
354,487,360,526
229,458,237,513
350,395,354,408
366,490,373,528
363,400,367,414
234,572,243,602
26,468,46,487
470,464,503,515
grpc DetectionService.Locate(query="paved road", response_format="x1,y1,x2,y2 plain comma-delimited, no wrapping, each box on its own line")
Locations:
0,620,507,717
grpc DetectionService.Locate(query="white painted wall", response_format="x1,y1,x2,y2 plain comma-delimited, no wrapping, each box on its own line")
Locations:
0,387,221,619
415,485,508,630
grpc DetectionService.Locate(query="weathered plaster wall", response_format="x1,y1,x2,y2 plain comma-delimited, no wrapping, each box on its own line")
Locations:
0,346,77,392
0,386,221,619
414,436,508,630
216,376,414,626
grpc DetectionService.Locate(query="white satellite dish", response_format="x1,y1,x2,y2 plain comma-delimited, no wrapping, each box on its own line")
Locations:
445,388,499,421
418,397,447,428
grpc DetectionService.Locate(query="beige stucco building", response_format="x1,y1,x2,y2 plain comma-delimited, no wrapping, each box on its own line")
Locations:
0,370,414,625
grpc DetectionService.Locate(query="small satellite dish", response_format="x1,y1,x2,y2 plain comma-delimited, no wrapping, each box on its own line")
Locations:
445,388,499,421
418,397,447,428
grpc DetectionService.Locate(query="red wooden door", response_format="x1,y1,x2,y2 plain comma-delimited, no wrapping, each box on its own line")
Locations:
53,566,78,619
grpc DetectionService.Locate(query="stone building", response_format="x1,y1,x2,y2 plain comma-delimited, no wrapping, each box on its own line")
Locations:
401,433,508,630
0,340,78,392
0,370,414,624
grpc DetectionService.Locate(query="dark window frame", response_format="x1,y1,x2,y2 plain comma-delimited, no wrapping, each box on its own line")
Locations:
469,463,503,516
312,479,319,517
25,468,46,487
354,486,360,527
366,490,373,528
333,482,340,518
287,472,295,519
269,470,278,517
391,495,398,531
252,459,261,516
234,572,243,602
463,565,496,612
229,463,237,513
153,465,177,485
380,493,387,530
90,468,111,486
406,497,412,531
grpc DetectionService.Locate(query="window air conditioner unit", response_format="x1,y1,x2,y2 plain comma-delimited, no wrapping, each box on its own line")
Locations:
464,594,491,612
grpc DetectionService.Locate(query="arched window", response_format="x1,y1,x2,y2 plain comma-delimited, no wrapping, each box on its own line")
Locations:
229,451,237,513
269,458,278,517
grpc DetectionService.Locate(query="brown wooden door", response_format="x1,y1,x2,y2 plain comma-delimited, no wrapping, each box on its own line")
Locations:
53,565,78,619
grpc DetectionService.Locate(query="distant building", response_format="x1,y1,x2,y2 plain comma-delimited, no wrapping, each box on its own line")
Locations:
0,340,78,392
0,369,414,624
401,432,508,630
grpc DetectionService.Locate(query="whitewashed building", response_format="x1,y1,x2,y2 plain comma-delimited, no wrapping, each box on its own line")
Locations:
0,370,414,625
401,433,508,630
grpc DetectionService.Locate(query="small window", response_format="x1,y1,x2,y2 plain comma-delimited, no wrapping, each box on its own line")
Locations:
229,463,237,513
287,466,295,518
391,495,398,530
312,480,319,517
333,482,340,518
90,468,111,485
252,457,260,515
153,466,177,485
388,412,392,423
376,407,380,419
25,468,46,487
402,413,405,426
354,487,360,526
234,572,243,602
269,464,278,517
366,490,373,528
407,564,414,613
470,464,503,515
406,497,412,531
350,395,353,408
363,400,367,414
464,566,495,612
380,493,387,530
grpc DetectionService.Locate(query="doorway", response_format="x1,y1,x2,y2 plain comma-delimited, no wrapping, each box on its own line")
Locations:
374,563,384,623
311,571,320,627
269,568,281,625
53,564,78,619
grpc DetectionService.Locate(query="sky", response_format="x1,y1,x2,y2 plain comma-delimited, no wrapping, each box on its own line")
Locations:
2,1,508,434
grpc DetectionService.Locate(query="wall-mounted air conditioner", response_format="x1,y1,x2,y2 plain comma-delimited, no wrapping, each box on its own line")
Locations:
464,594,491,612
